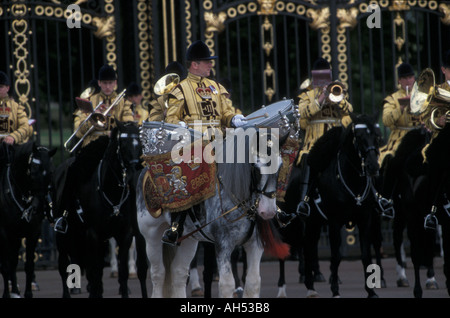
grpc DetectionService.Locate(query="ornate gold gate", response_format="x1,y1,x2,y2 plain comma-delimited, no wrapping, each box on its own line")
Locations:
168,0,450,118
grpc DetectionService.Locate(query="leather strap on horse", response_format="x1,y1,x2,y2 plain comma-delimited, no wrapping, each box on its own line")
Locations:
176,177,255,243
176,201,242,244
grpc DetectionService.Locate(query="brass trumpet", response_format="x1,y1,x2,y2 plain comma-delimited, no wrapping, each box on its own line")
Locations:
410,68,450,129
64,89,127,153
321,81,346,107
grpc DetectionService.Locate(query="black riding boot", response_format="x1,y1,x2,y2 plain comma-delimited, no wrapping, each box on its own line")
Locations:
162,210,187,246
296,157,312,217
377,155,396,218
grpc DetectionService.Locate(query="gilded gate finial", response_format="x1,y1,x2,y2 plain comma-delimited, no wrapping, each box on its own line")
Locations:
257,0,277,15
92,15,115,39
439,3,450,25
307,7,330,30
389,0,410,11
205,11,227,33
337,7,358,29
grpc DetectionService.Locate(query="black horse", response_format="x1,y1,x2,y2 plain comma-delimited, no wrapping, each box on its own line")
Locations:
0,141,56,298
397,123,450,298
54,121,148,298
301,112,382,298
377,126,442,294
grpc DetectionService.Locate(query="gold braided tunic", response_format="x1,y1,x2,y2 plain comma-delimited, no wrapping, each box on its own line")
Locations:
379,88,421,165
297,87,353,163
73,91,134,148
0,96,32,144
148,96,166,122
132,103,149,126
165,73,236,130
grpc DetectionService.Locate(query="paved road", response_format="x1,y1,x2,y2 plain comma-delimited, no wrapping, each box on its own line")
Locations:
3,256,448,298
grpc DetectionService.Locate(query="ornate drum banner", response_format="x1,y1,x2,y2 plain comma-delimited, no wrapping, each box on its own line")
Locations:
142,140,217,215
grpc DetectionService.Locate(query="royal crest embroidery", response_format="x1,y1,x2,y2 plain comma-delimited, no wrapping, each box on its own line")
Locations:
142,141,217,214
196,87,213,99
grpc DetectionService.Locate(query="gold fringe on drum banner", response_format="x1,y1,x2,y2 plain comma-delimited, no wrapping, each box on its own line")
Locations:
142,141,217,215
276,137,300,202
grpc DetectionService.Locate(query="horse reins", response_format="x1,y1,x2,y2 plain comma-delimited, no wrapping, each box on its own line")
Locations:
96,132,139,216
335,123,379,206
176,169,269,243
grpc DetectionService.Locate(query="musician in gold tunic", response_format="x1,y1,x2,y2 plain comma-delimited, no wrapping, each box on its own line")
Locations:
294,58,353,215
165,40,246,132
161,40,247,245
126,82,148,126
54,65,134,233
73,65,134,149
380,63,420,165
0,71,32,145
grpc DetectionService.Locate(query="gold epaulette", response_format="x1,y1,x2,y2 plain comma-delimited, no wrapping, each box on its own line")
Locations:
170,86,184,101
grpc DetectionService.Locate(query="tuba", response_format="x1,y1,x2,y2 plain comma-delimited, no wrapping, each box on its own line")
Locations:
154,73,180,108
410,68,450,129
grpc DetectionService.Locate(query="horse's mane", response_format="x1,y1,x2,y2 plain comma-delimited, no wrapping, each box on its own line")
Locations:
12,140,34,167
390,127,428,176
74,134,109,182
425,123,450,168
307,126,344,172
215,129,254,202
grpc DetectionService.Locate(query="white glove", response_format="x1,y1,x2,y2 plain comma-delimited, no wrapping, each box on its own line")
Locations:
178,121,188,128
231,114,247,128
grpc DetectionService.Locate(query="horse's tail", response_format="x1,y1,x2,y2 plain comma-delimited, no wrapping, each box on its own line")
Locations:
256,217,290,260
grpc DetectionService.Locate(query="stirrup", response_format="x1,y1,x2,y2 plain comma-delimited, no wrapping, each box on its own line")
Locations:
275,207,296,228
161,222,179,246
424,207,438,231
378,196,395,219
54,211,68,234
296,196,311,218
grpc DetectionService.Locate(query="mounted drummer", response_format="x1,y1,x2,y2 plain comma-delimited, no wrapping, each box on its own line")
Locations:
293,58,353,216
161,40,248,245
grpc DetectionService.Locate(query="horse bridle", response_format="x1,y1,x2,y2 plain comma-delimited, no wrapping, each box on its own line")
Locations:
6,147,49,222
97,131,140,216
336,123,379,206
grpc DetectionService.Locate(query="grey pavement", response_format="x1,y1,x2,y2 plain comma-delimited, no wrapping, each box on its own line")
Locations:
3,256,448,298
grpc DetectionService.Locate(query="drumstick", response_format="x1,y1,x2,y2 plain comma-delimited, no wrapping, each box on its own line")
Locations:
245,113,269,121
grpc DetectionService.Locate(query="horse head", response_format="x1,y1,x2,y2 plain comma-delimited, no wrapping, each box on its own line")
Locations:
250,129,283,220
110,120,142,175
349,112,381,177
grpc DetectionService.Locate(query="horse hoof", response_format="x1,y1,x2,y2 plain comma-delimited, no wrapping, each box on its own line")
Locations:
396,278,409,287
380,279,387,288
10,293,21,298
191,287,204,297
129,272,138,279
32,282,40,291
299,275,305,284
425,278,439,290
233,287,244,298
306,290,319,298
314,272,326,283
332,294,341,298
70,287,81,295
